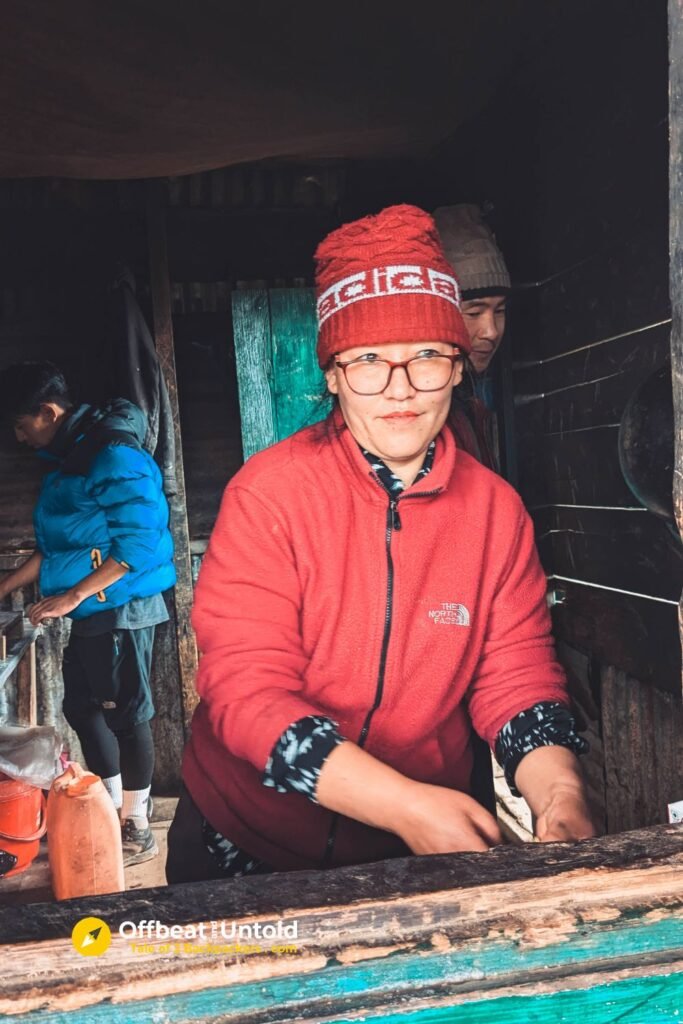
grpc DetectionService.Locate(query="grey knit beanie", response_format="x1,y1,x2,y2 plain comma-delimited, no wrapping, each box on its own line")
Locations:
433,204,510,297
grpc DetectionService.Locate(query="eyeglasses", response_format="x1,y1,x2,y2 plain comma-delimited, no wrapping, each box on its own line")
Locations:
334,351,463,396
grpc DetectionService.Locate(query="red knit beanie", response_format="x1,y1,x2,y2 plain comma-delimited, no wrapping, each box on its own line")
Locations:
314,204,471,368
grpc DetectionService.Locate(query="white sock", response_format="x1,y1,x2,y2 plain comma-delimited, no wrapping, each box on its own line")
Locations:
102,774,123,810
121,786,151,828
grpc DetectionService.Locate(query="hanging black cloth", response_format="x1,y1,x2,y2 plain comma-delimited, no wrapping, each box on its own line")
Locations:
104,266,178,496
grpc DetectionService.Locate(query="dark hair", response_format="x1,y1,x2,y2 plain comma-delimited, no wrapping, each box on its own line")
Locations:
0,361,72,422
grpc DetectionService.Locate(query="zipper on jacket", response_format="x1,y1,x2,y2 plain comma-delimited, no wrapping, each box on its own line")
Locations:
321,495,398,866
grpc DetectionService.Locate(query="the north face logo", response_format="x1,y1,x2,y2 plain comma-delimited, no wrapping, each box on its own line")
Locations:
428,602,470,626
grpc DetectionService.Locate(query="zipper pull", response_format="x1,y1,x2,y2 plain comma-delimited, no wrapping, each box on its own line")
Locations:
389,499,402,531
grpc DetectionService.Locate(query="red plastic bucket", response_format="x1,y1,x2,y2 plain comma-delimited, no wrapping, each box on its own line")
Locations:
0,772,47,878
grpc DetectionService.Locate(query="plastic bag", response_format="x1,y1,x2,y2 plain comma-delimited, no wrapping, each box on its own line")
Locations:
0,725,64,789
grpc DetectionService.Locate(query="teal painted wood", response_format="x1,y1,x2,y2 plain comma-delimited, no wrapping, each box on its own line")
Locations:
6,915,682,1024
231,290,278,459
335,973,683,1024
270,288,330,439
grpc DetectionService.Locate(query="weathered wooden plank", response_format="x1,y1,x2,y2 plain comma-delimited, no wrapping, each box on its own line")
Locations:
146,181,198,764
14,635,36,726
550,582,680,694
270,288,329,438
602,665,683,833
1,930,683,1024
534,506,683,603
232,290,278,459
318,973,683,1024
513,322,672,434
3,825,683,1021
4,824,683,945
530,218,669,361
518,424,642,509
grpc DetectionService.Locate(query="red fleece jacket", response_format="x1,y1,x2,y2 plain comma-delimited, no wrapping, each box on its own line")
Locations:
184,412,568,870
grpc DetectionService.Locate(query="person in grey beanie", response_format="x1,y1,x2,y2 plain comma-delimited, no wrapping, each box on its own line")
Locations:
433,204,511,470
434,204,511,373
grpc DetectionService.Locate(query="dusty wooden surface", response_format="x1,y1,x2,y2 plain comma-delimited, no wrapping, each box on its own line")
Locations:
1,824,682,1020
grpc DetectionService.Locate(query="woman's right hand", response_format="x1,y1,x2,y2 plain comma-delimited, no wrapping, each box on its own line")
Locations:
316,742,502,854
395,782,502,854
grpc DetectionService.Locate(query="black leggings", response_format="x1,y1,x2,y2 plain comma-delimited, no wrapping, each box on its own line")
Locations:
62,626,156,789
73,716,155,789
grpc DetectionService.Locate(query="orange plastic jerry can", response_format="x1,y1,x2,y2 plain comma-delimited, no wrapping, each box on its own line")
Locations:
47,762,125,899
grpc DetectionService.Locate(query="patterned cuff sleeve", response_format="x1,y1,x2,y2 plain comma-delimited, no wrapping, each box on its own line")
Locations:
494,701,588,798
262,715,345,804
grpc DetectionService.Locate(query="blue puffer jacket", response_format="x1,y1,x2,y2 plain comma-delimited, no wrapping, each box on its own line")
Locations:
34,400,176,620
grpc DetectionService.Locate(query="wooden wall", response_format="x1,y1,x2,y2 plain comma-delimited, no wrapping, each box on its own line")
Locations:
435,0,682,829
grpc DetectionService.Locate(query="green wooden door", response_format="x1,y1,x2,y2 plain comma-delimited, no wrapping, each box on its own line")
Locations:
232,289,331,459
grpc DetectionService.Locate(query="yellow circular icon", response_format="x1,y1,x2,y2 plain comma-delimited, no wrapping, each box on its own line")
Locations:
71,917,112,957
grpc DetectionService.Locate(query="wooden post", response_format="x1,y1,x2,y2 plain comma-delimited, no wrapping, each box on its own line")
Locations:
670,0,683,695
146,180,198,736
15,638,36,727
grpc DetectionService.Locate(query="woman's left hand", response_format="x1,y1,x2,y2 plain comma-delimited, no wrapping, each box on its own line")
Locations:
28,590,81,625
534,784,597,843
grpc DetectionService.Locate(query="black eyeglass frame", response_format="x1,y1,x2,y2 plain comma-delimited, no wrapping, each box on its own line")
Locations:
333,350,464,395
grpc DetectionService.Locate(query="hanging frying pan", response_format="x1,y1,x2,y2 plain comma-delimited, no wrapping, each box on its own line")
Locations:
618,361,675,523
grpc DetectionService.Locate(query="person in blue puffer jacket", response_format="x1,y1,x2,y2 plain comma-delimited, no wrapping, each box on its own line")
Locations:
0,361,176,866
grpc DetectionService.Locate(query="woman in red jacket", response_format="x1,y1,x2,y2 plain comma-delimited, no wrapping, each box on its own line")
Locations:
167,205,595,883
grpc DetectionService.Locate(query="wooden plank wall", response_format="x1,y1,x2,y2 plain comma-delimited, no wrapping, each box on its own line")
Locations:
433,0,683,829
